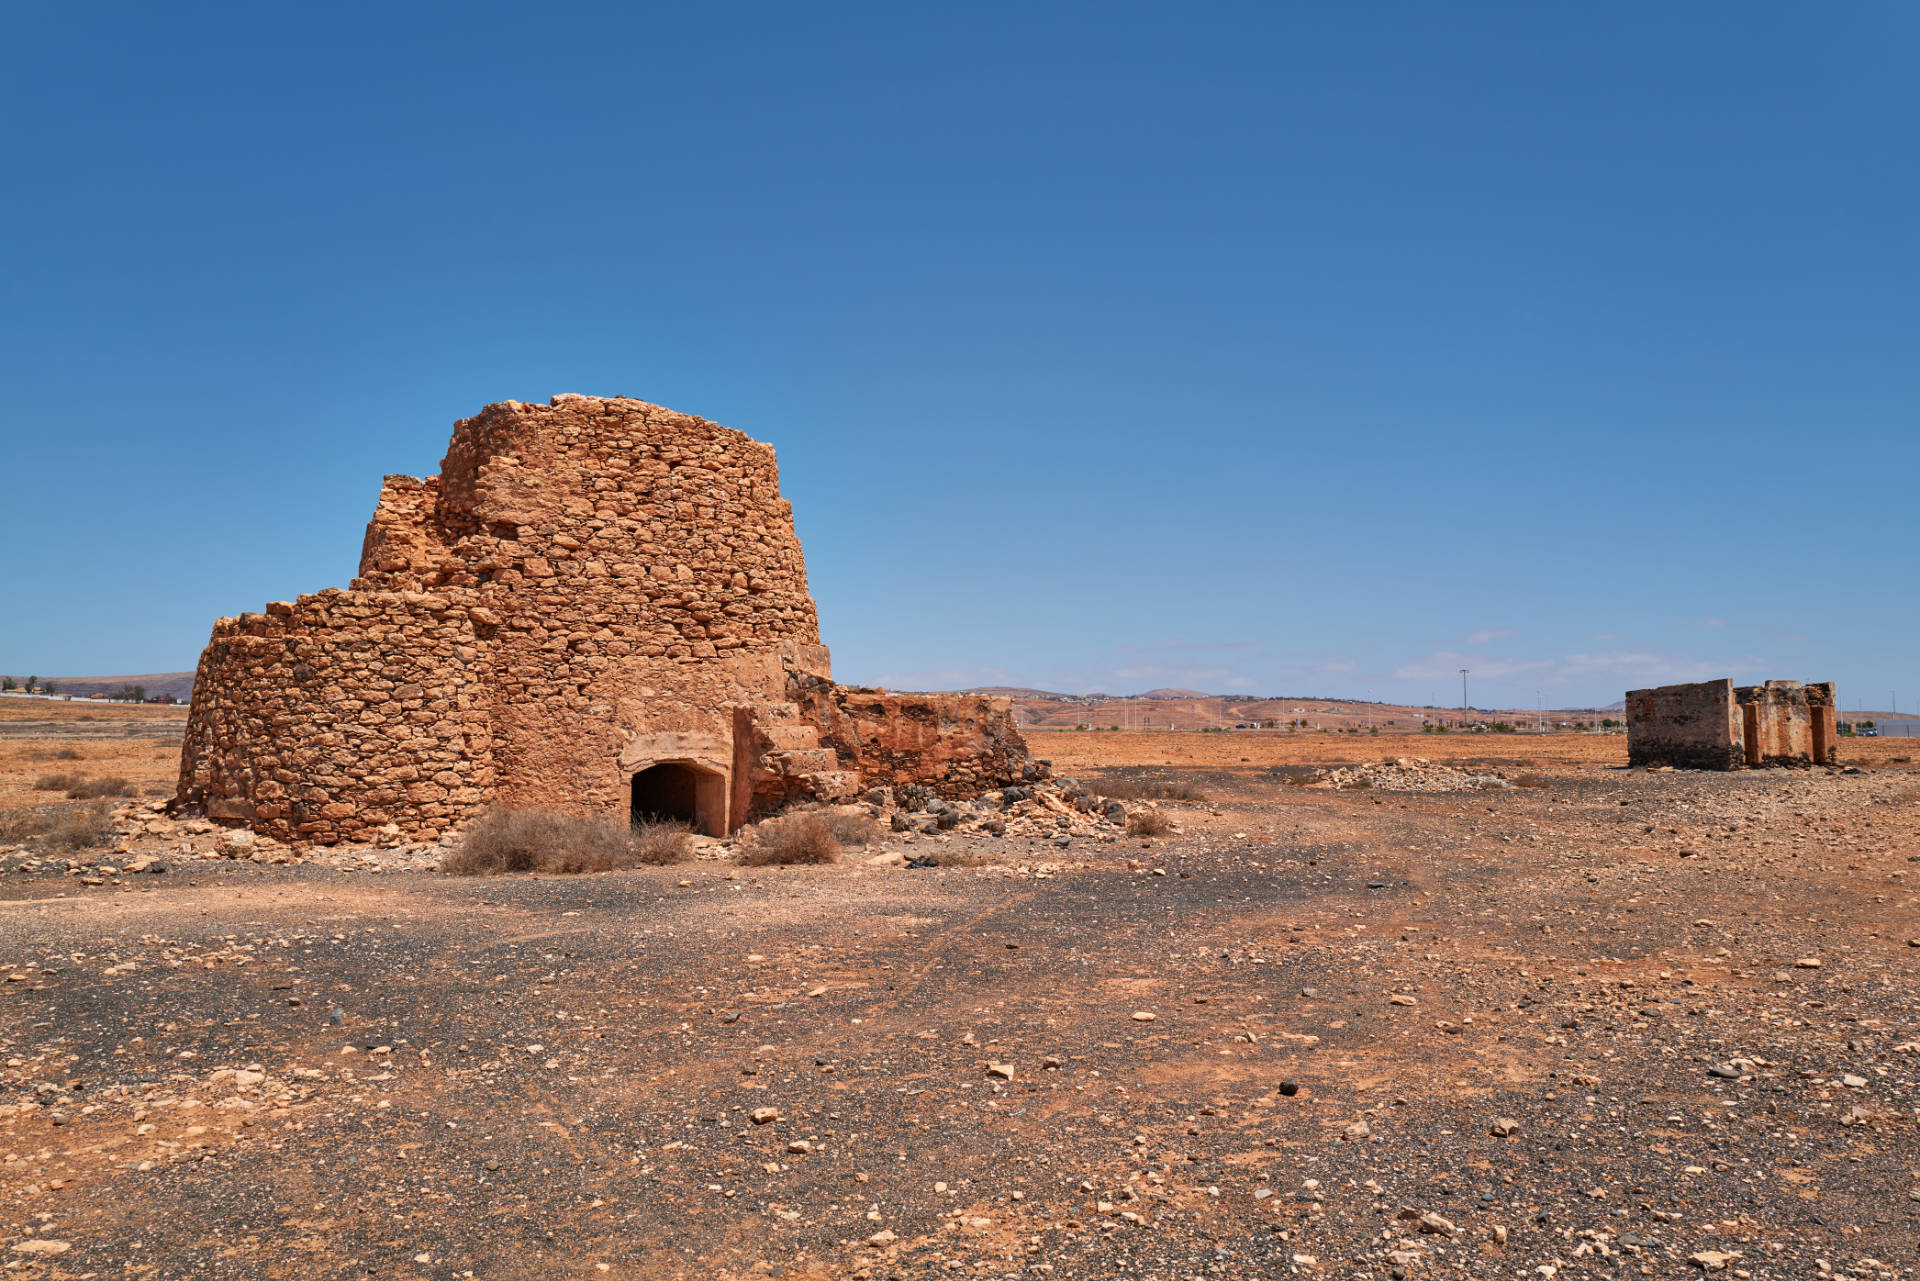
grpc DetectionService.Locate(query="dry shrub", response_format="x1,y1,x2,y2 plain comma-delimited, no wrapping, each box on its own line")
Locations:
630,821,695,865
1097,776,1208,802
32,774,80,792
1126,809,1176,837
441,807,691,876
0,809,46,844
66,776,134,799
1512,773,1552,789
28,747,85,762
0,802,114,852
828,811,883,847
741,813,840,866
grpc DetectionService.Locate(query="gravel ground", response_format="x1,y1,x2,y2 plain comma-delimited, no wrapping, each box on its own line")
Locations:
0,753,1915,1280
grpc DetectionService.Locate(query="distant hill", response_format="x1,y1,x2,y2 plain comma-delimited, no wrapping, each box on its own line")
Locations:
954,686,1084,701
33,672,197,701
1137,687,1211,700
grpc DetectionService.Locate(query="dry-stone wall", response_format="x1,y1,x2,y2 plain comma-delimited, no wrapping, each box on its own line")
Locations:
176,394,1030,843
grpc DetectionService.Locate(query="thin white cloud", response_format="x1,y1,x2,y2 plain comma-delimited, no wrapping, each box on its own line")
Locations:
1395,650,1551,681
1395,647,1769,688
1465,628,1518,646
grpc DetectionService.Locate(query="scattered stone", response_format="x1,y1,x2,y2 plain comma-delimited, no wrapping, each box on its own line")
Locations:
1489,1117,1519,1137
1418,1212,1458,1236
750,1108,780,1125
986,1061,1014,1080
1130,1011,1156,1022
1279,1078,1300,1097
1307,758,1513,793
1689,1250,1740,1271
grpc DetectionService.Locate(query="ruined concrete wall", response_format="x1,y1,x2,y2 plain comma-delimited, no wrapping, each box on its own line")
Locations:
1627,677,1837,770
178,393,1028,843
1626,679,1740,770
1737,681,1808,767
794,681,1032,800
1805,682,1836,766
1735,680,1837,768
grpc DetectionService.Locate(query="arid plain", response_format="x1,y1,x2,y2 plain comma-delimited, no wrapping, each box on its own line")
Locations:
1,699,1916,1280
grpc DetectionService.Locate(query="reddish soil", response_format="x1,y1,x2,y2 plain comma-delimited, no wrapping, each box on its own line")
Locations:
0,712,1915,1279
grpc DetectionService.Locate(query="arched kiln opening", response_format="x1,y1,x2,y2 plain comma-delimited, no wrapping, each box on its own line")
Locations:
630,762,725,836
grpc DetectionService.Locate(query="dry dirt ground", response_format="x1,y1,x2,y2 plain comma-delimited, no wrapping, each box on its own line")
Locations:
0,714,1916,1281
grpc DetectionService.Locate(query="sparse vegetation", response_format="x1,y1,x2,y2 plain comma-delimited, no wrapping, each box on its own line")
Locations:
1095,776,1208,802
740,812,841,865
629,820,696,865
0,801,115,852
33,773,80,792
65,775,134,799
441,806,691,875
827,811,884,847
1126,808,1176,837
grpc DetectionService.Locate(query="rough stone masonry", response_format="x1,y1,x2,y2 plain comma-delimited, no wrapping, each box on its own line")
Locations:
175,394,1031,844
1625,677,1837,770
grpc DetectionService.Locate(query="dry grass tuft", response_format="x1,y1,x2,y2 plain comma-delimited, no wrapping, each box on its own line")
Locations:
441,807,692,876
65,776,134,799
827,811,884,848
32,773,80,792
0,802,115,852
1126,809,1176,837
630,820,696,865
1097,776,1208,802
740,813,841,866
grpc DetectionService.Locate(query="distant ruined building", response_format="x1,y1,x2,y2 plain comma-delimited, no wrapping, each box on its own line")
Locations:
176,395,1031,844
1625,678,1837,770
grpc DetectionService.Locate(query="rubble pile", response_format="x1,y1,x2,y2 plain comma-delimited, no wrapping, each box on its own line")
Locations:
866,769,1135,847
1308,757,1516,793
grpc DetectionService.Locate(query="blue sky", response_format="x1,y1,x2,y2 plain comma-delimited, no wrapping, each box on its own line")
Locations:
3,3,1915,712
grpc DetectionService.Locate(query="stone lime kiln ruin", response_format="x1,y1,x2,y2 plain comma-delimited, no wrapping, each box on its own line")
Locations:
176,394,1031,844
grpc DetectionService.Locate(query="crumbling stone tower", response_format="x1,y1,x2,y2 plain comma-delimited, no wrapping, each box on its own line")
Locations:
176,394,1029,843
